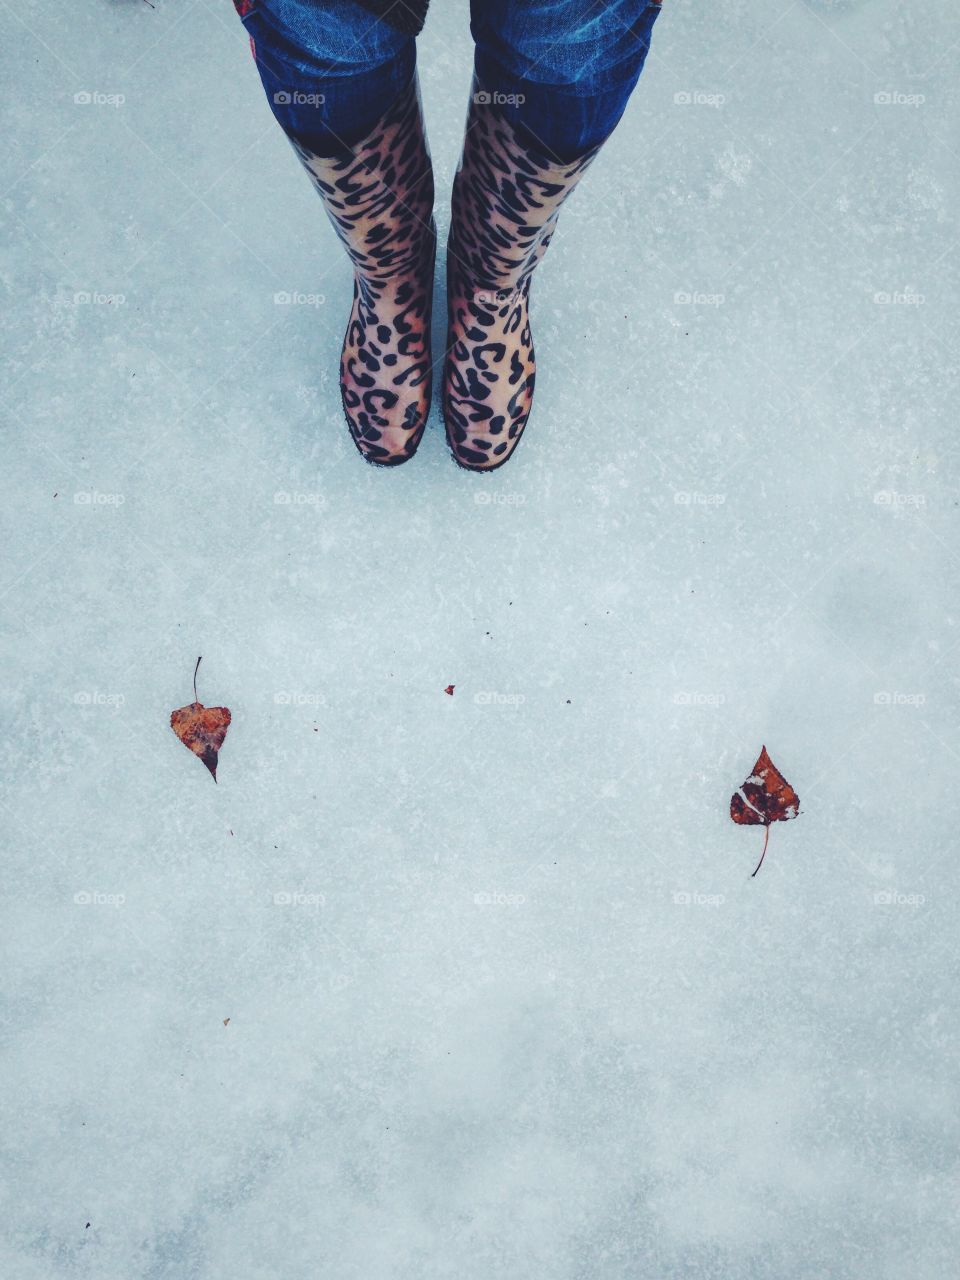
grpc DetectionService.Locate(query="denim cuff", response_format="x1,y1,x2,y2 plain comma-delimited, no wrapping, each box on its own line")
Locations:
241,1,416,157
258,42,415,156
472,2,660,161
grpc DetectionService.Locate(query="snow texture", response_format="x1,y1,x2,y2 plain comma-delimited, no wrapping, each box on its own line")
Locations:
1,1,958,1277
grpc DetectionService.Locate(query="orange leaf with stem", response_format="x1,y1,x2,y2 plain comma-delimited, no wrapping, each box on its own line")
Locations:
170,657,231,782
730,745,799,876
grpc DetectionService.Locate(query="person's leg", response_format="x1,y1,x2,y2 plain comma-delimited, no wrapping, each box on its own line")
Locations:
234,0,436,465
444,0,662,470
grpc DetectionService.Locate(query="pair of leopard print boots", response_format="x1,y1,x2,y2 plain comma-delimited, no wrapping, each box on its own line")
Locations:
289,77,597,470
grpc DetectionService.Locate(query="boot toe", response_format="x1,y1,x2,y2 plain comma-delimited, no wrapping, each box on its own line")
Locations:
445,413,528,471
343,390,429,466
443,371,532,471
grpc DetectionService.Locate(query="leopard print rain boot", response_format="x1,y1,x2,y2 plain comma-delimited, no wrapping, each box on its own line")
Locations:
443,88,599,471
289,76,436,466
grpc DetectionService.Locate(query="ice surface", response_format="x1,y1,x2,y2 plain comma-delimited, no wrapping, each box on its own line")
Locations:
2,1,959,1276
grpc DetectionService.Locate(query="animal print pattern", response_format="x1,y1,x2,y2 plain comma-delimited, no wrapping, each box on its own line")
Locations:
443,90,599,470
289,77,435,466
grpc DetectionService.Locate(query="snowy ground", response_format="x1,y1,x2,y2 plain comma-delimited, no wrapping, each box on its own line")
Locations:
2,0,959,1276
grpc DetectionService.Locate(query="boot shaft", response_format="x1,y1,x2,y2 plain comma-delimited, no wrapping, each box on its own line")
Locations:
287,75,435,284
450,85,600,292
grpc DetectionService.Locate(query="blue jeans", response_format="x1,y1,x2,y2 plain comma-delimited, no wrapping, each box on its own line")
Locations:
234,0,662,161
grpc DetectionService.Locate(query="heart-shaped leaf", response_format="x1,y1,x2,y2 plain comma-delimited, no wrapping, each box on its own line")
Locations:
170,657,231,782
730,745,799,875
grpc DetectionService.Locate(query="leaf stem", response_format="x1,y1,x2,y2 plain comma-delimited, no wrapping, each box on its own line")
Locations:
193,655,202,703
750,825,770,877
